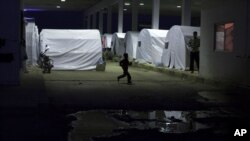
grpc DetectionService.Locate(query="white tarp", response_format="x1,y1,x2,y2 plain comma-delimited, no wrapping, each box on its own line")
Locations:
25,22,39,66
40,29,102,70
162,25,200,70
111,33,126,57
32,26,39,65
136,29,168,66
125,31,139,59
102,33,113,48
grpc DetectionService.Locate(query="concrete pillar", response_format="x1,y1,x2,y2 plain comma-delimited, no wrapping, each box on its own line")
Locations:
84,16,87,29
0,0,21,85
87,15,91,29
132,0,139,31
118,0,124,33
107,6,113,33
93,13,97,29
181,0,191,26
99,11,104,34
152,0,160,29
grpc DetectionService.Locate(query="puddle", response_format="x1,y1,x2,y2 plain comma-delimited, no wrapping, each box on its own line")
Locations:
198,91,233,103
68,110,249,141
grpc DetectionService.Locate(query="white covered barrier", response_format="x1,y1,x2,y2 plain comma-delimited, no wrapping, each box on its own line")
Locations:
40,29,103,70
136,29,168,66
125,31,139,59
102,34,113,49
111,33,126,57
162,25,200,70
32,26,39,65
25,22,39,66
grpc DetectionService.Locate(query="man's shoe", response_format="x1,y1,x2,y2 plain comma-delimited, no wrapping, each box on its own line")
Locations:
127,81,132,85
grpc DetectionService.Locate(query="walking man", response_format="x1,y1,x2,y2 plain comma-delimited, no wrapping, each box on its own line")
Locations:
117,53,132,84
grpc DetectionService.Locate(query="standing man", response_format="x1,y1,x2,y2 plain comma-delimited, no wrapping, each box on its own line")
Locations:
21,38,28,73
188,31,200,73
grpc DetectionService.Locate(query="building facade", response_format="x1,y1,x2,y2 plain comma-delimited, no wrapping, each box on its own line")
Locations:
200,0,250,85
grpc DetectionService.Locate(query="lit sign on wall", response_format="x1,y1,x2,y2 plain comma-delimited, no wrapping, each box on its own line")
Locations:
215,22,234,52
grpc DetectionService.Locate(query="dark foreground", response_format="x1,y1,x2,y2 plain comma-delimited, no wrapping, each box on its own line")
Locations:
1,63,250,141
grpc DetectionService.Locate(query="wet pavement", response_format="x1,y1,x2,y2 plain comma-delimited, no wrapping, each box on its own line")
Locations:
0,62,250,141
68,109,250,141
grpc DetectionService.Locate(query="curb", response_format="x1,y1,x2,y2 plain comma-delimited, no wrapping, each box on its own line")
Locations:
131,62,235,89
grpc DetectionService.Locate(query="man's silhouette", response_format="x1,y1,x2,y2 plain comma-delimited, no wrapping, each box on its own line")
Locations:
117,53,132,84
188,31,200,73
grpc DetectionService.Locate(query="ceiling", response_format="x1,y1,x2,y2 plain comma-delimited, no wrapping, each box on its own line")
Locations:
22,0,201,16
22,0,103,11
114,0,201,16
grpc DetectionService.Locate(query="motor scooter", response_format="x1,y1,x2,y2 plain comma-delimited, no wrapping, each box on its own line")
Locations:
38,46,53,73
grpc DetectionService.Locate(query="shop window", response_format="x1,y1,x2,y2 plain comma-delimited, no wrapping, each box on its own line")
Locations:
215,22,234,52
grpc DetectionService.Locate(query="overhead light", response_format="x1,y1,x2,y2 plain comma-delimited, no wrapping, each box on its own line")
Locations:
24,17,35,20
139,3,144,6
123,8,127,11
124,2,131,6
61,0,66,2
177,5,181,8
23,8,45,12
56,6,61,8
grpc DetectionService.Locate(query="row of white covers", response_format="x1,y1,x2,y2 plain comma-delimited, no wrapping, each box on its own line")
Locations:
40,29,103,70
137,29,169,66
26,22,39,66
125,31,139,59
162,25,200,70
102,34,112,48
111,33,126,57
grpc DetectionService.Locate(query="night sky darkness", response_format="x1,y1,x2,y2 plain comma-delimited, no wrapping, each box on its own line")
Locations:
24,11,200,33
24,11,84,32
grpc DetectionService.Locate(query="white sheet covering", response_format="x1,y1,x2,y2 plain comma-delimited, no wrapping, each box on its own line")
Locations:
102,34,113,48
136,29,168,66
25,22,39,66
111,33,126,57
40,29,102,70
32,26,39,65
162,25,200,70
125,31,139,59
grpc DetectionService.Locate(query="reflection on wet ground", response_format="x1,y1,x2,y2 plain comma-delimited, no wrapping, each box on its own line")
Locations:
68,109,250,141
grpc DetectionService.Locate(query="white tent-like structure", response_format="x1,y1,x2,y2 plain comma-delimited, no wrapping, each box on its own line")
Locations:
102,33,113,49
111,33,126,57
162,25,200,70
136,29,168,66
25,22,39,66
124,31,139,59
40,29,103,70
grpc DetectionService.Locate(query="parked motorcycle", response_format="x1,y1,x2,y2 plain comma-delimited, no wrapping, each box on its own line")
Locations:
38,46,53,73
